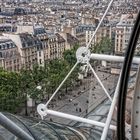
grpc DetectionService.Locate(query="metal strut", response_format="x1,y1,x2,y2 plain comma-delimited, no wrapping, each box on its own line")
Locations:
37,44,140,138
37,1,140,139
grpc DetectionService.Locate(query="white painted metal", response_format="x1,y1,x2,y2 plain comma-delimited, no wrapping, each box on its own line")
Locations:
88,63,112,102
37,45,140,139
37,104,116,130
100,72,121,140
76,47,90,63
90,54,140,64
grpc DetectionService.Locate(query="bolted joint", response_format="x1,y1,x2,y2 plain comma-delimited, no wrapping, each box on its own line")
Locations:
76,47,91,64
37,104,48,120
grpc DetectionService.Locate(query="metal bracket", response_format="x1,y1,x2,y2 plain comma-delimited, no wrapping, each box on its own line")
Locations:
37,104,47,120
37,104,116,130
76,47,90,64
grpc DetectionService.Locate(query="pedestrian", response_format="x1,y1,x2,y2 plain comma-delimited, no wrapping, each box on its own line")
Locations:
69,99,72,102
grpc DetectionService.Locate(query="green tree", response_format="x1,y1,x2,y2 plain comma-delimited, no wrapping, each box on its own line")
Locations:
63,44,80,90
0,69,22,113
46,59,69,94
63,44,79,66
91,37,113,54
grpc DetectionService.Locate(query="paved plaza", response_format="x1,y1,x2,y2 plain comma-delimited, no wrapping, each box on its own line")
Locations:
44,66,119,125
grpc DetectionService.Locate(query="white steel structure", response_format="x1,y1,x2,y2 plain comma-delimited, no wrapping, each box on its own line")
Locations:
37,48,140,140
37,0,140,139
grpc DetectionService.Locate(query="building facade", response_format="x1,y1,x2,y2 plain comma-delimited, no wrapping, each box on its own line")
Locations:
115,14,136,54
0,37,21,71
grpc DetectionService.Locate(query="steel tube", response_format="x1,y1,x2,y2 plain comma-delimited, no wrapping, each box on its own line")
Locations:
45,109,116,130
90,54,140,64
88,63,112,101
0,113,34,140
100,73,121,140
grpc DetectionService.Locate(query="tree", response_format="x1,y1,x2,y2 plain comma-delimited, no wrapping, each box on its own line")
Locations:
19,66,48,115
63,44,80,88
46,59,69,94
63,44,79,66
0,69,22,113
0,44,82,114
91,37,113,54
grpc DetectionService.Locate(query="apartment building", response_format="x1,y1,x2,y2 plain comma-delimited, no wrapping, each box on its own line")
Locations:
84,25,111,47
0,37,21,71
115,14,137,54
75,26,86,47
55,33,65,59
34,26,48,66
47,33,58,60
3,33,41,70
17,24,66,61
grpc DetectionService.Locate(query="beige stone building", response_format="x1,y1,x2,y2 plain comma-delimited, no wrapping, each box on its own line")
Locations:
3,33,41,70
115,14,137,54
0,37,21,72
84,25,111,47
16,24,66,64
75,26,86,47
60,24,80,49
0,23,78,72
55,33,66,59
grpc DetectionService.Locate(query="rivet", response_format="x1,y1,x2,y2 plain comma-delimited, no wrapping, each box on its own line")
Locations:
137,96,140,99
136,111,139,114
135,125,138,128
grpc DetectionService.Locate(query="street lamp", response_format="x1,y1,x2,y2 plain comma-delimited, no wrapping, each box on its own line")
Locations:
26,86,42,116
36,85,42,90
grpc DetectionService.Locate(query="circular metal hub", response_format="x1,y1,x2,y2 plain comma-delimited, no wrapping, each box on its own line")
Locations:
76,47,91,64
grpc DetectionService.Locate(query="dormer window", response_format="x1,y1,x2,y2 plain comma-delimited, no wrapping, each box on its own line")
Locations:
7,44,10,49
10,43,13,48
2,45,5,50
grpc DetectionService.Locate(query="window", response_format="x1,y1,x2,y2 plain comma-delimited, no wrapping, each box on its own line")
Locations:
9,61,12,65
2,45,5,50
6,52,9,58
39,51,41,57
14,66,16,71
14,60,16,63
39,59,42,64
7,44,10,49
